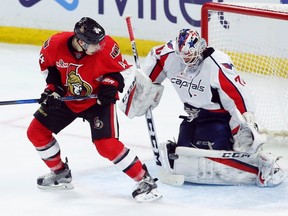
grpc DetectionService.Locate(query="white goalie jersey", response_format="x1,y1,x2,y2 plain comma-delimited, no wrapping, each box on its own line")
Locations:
141,40,255,129
119,36,288,187
141,40,287,187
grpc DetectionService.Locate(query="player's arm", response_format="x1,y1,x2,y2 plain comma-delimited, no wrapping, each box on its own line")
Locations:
215,62,265,153
38,43,66,109
142,44,167,83
95,37,129,106
97,72,125,106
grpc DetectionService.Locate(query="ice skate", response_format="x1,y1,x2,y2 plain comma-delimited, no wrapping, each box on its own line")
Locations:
256,152,288,187
132,165,162,202
37,159,73,190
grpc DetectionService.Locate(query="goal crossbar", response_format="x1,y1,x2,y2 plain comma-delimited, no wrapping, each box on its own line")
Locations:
201,2,288,42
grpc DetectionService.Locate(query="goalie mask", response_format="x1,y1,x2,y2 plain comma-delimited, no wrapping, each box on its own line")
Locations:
176,29,207,70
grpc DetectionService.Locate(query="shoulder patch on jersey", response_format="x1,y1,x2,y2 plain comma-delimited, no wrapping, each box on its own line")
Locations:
221,63,234,70
110,44,120,59
153,44,165,56
43,37,51,49
167,40,174,49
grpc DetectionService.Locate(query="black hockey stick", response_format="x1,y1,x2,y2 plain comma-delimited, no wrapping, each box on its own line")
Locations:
0,94,98,106
125,16,162,166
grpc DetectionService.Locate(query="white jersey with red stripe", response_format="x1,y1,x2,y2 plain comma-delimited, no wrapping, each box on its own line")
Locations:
142,40,255,127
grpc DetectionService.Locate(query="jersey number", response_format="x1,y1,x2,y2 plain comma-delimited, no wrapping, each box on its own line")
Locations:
234,75,246,86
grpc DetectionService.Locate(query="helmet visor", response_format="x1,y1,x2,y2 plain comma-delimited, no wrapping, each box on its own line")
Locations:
86,38,106,52
82,37,106,54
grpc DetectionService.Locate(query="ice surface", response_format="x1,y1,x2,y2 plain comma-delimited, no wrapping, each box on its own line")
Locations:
0,43,288,216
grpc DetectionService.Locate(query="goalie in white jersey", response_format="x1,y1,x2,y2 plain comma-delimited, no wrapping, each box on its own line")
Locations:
120,28,287,187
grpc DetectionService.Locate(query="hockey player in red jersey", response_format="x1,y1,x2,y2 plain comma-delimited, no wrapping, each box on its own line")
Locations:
26,17,161,202
120,28,288,187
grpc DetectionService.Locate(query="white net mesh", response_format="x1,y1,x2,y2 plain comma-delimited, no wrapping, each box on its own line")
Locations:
203,3,288,138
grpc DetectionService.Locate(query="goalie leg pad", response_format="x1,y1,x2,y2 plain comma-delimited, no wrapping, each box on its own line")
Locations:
157,141,185,186
158,142,259,186
173,147,259,185
256,151,288,187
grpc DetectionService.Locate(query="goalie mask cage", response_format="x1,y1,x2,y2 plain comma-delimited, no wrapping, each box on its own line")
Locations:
201,2,288,140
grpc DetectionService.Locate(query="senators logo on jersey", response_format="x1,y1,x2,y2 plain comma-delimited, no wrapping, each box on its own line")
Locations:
66,64,92,96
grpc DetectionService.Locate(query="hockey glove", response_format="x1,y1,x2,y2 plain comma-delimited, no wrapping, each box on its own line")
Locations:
232,112,266,153
39,84,66,110
97,73,124,106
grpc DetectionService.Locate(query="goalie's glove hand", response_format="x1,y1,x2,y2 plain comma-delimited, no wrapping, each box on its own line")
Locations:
233,112,266,154
39,85,65,110
97,73,124,106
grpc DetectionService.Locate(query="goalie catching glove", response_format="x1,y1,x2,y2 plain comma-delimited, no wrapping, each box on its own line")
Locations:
232,112,266,154
119,69,164,118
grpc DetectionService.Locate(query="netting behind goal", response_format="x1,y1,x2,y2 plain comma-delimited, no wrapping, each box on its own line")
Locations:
201,2,288,140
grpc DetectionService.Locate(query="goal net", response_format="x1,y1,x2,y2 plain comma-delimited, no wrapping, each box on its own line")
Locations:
201,2,288,141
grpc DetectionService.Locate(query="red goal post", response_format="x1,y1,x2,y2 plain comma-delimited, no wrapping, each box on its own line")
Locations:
201,2,288,139
201,2,288,42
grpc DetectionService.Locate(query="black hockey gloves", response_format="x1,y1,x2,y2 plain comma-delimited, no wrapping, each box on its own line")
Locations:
97,73,124,106
39,84,66,110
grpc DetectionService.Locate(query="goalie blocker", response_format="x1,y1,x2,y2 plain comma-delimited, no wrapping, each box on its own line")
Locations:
119,69,164,119
158,141,288,187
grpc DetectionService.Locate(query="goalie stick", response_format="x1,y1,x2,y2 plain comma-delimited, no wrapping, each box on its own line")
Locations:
0,94,98,106
124,16,162,166
124,17,185,186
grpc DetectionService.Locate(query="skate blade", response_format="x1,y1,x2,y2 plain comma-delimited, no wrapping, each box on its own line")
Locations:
134,188,163,202
37,182,74,190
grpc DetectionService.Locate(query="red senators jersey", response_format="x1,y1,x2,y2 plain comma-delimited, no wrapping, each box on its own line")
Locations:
39,32,131,113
